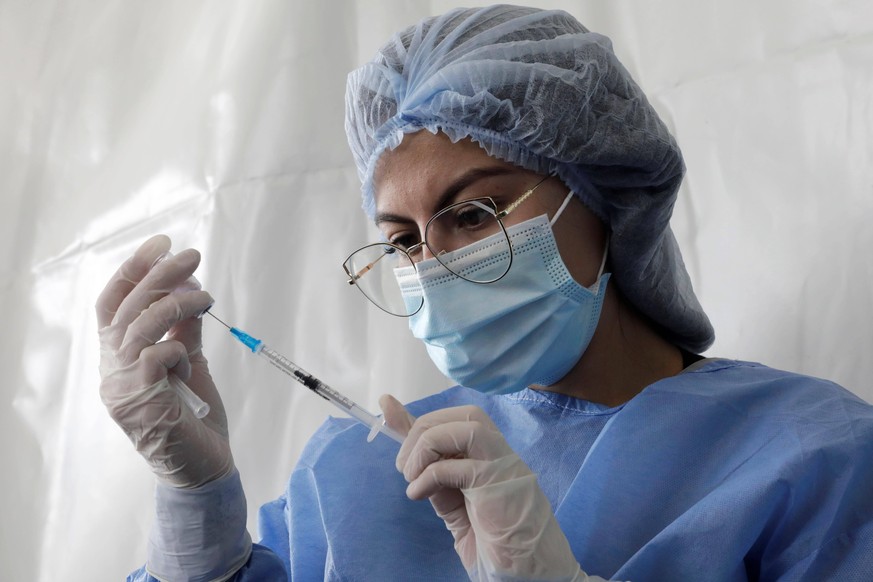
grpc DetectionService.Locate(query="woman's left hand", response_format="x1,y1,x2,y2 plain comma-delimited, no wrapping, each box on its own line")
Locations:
380,395,590,582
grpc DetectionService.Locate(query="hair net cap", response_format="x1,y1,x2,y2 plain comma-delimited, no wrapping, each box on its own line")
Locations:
345,4,715,353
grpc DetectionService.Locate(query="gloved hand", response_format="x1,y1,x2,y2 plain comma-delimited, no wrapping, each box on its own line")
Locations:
97,235,234,488
381,395,595,582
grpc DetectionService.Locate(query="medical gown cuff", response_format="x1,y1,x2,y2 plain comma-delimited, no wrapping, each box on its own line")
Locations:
147,467,252,582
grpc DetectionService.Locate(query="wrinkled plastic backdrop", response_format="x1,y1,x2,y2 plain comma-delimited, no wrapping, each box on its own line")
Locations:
1,1,870,580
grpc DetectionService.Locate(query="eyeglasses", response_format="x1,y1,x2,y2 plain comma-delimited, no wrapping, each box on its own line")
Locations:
342,176,549,317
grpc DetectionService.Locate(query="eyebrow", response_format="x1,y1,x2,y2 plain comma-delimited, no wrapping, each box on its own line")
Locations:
374,166,517,226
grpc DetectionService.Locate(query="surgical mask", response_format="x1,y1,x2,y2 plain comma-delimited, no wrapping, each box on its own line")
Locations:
395,194,609,394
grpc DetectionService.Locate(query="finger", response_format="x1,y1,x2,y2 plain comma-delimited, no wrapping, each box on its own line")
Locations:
397,405,496,471
427,488,475,568
379,394,415,437
96,235,171,329
166,315,226,415
163,311,228,429
101,340,191,408
113,248,201,330
184,352,228,429
143,340,193,384
117,290,214,367
406,458,491,500
401,419,511,482
426,489,468,528
167,315,204,354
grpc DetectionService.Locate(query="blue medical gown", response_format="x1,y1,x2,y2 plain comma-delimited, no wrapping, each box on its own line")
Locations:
130,360,873,580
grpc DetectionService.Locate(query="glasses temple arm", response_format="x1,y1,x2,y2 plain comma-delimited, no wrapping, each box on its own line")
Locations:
495,176,551,219
347,242,424,283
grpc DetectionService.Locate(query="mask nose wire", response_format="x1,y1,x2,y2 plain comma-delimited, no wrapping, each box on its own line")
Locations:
549,191,576,226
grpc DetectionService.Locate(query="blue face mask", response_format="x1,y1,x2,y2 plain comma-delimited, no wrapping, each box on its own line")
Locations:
395,196,609,394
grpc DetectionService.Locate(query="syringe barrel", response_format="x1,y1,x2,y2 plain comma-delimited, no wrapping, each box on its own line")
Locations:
258,344,351,405
254,342,403,443
347,404,405,443
257,344,322,394
311,379,356,410
344,403,382,430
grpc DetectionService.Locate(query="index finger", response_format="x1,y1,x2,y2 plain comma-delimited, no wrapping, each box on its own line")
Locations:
397,405,495,471
95,235,171,329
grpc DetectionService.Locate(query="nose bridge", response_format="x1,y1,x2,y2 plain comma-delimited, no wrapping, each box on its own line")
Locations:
407,240,434,263
420,244,436,261
413,215,440,261
422,215,453,258
417,218,433,260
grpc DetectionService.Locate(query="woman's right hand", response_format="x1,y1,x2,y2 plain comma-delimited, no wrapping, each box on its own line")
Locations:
96,235,234,488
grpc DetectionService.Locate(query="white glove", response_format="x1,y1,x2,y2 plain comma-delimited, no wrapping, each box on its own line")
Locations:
97,235,234,488
381,395,600,582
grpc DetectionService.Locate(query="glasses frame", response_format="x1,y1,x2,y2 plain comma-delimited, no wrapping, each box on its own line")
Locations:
342,241,422,316
343,175,550,317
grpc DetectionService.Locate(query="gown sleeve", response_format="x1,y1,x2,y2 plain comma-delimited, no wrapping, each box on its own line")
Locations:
125,468,291,582
126,425,338,581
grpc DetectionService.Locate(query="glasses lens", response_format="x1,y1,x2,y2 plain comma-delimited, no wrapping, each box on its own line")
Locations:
425,198,511,283
344,243,422,317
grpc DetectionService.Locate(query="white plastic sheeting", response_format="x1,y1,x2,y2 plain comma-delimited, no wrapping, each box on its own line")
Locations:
1,1,870,579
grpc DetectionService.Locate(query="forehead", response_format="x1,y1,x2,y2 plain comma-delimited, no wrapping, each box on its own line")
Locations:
372,131,518,217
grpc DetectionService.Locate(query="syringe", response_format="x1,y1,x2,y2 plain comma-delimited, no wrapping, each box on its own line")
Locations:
206,311,404,444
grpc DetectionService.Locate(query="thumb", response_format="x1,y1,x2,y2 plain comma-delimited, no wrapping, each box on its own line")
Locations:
379,394,415,438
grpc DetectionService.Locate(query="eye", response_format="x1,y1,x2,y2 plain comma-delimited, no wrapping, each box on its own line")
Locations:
451,200,495,231
388,232,421,252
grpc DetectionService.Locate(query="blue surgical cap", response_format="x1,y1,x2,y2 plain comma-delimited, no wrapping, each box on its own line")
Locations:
345,4,715,353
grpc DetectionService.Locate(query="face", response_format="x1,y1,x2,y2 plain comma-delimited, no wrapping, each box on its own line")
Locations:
372,130,608,286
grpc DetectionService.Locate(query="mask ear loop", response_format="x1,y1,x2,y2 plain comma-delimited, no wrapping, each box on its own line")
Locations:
551,191,611,281
596,234,610,279
549,191,576,227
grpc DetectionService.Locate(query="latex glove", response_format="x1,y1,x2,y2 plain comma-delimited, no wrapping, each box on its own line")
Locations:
381,395,597,582
97,235,234,488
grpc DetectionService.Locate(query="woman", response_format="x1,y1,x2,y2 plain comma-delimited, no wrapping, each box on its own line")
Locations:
99,6,873,580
